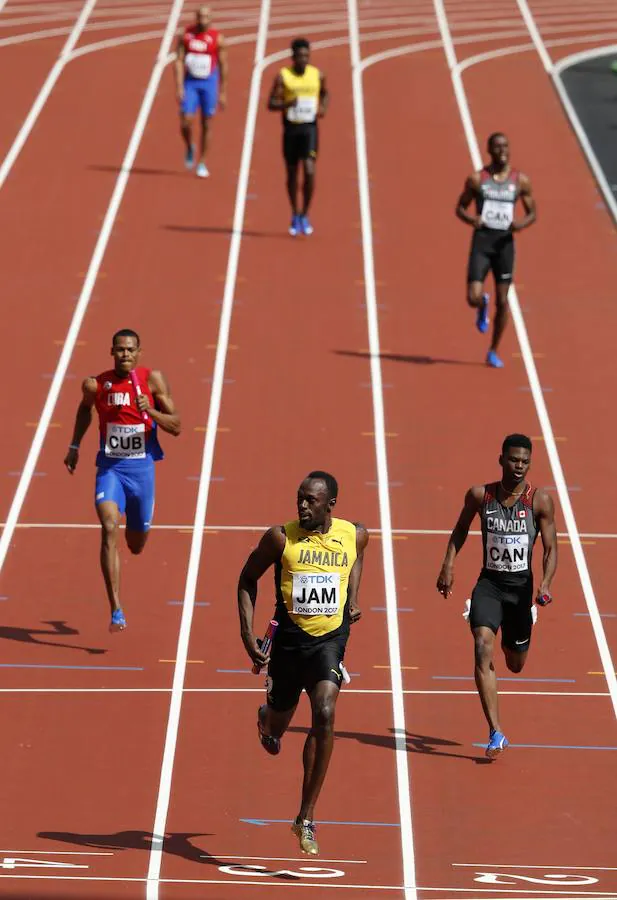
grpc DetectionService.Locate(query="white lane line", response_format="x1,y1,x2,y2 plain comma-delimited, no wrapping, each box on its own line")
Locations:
455,33,617,77
453,863,617,871
515,0,568,68
431,0,617,720
211,855,368,863
2,523,616,539
552,41,617,71
0,0,184,574
68,28,162,57
0,10,166,28
0,874,614,894
0,689,609,699
350,26,617,77
0,27,77,47
0,0,97,190
144,1,271,896
348,2,417,899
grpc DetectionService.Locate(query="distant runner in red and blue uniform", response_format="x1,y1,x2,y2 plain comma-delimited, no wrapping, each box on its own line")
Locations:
64,329,181,633
175,5,228,178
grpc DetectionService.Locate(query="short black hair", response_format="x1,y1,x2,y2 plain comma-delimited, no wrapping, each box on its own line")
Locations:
112,328,140,347
487,131,507,151
306,470,338,501
291,38,310,53
502,433,532,455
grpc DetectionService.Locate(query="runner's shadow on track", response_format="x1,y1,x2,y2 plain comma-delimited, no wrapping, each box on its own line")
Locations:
0,621,105,655
163,224,290,240
288,726,489,764
38,830,216,864
37,830,303,878
89,164,188,179
334,349,485,367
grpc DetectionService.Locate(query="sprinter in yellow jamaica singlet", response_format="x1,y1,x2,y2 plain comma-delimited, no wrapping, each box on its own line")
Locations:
238,471,369,857
267,38,329,237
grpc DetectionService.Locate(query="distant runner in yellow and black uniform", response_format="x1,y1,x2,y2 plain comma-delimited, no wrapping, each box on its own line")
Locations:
238,471,368,857
267,38,328,237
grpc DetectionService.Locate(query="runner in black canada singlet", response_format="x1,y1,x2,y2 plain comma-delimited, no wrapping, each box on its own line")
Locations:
455,133,536,368
436,434,557,759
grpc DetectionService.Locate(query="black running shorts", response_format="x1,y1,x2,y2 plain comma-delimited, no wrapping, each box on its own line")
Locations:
469,575,533,652
266,632,347,712
467,228,515,285
283,122,318,166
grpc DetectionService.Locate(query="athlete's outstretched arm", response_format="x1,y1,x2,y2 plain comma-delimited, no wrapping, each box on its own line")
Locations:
455,173,482,227
64,377,97,474
218,36,228,109
144,370,181,436
436,486,484,597
347,524,369,624
512,173,536,231
535,490,557,600
238,526,286,665
318,73,329,117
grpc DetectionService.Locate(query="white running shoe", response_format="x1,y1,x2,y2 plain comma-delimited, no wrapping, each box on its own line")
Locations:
196,162,210,178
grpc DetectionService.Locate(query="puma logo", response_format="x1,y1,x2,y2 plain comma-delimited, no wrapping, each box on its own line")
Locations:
330,668,342,680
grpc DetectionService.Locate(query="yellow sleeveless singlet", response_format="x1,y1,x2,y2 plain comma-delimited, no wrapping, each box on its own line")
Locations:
280,64,321,124
275,518,357,639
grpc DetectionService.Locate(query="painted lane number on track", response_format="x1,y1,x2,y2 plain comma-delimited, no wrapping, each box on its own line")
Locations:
475,872,599,886
1,858,88,869
219,864,344,879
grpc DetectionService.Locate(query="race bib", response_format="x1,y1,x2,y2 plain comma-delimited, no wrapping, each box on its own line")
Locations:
486,532,529,573
185,52,212,79
292,572,340,616
105,423,146,459
481,199,514,231
286,96,318,124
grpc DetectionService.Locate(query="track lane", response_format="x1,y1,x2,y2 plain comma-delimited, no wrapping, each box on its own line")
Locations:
158,11,408,897
1,0,616,897
358,8,617,898
0,38,72,155
0,6,268,897
0,36,177,519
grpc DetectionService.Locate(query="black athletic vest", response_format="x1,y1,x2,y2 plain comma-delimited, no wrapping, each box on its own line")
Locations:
476,167,519,232
480,482,538,587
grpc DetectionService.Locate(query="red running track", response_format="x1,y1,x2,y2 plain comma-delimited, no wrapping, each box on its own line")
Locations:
0,0,616,898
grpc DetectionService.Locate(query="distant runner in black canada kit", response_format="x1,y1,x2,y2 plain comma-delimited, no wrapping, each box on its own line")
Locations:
456,133,536,369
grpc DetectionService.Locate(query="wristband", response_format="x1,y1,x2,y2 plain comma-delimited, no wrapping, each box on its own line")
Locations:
69,444,80,450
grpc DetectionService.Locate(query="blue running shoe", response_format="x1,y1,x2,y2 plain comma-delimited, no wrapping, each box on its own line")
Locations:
109,608,126,633
476,293,490,333
184,143,195,170
257,705,280,755
289,215,301,236
486,729,509,759
486,349,504,368
300,215,314,236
